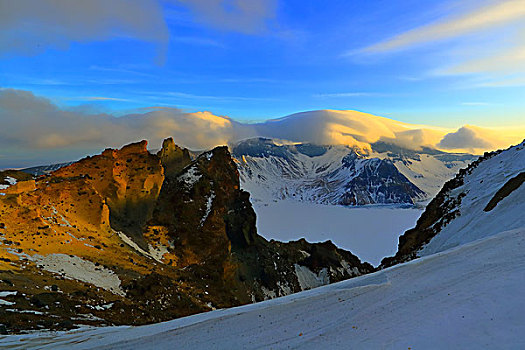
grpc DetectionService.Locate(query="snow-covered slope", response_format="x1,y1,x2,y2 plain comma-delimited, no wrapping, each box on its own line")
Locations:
382,140,525,267
4,227,524,349
419,141,525,256
234,138,475,206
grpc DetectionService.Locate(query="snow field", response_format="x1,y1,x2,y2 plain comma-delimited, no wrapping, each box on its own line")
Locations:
4,227,523,349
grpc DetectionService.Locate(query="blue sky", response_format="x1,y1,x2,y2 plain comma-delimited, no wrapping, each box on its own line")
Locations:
1,0,525,127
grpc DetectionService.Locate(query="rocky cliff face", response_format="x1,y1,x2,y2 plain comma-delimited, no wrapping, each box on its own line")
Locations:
381,140,525,268
0,138,372,333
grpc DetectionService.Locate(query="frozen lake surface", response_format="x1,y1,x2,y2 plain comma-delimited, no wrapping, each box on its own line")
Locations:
253,200,423,266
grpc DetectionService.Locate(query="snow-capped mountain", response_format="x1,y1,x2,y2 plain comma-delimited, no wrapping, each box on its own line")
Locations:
233,137,476,206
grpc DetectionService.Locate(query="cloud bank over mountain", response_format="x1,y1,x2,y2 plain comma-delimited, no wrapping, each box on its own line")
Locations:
438,126,494,150
0,89,238,167
0,88,522,168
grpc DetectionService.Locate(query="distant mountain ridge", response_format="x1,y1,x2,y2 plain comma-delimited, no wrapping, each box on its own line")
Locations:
21,162,75,176
20,137,476,208
233,137,476,206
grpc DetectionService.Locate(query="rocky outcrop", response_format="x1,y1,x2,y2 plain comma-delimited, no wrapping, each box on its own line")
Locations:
51,140,165,247
483,172,525,212
339,155,424,205
0,138,372,333
0,170,32,185
157,137,192,178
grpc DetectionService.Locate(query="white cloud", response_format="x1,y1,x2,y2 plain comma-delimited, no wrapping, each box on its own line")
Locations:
173,36,225,47
0,0,277,59
1,89,523,168
360,0,525,79
437,126,494,152
176,0,277,34
0,89,240,167
461,102,491,106
474,75,525,87
363,0,525,53
0,0,169,61
144,91,278,102
74,97,133,102
445,44,525,75
313,92,385,98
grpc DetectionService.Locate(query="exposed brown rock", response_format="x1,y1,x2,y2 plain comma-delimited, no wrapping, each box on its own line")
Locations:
0,138,372,333
157,137,192,178
52,140,164,247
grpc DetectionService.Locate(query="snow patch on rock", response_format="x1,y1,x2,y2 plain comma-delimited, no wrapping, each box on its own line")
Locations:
294,264,329,290
0,176,18,191
178,166,201,189
200,191,215,226
260,286,276,300
30,254,124,296
148,244,169,263
0,291,16,306
118,230,168,263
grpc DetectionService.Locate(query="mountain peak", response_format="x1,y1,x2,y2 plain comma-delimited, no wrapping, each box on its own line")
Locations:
157,137,192,178
234,137,476,205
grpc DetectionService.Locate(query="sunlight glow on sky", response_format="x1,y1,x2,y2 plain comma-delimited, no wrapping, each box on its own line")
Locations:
0,0,524,128
0,0,524,169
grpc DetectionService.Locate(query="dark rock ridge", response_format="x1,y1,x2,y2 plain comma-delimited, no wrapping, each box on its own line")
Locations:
483,172,525,212
0,138,372,333
339,154,424,205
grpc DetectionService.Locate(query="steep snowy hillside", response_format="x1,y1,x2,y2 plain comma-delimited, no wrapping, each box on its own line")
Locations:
382,139,525,266
234,138,475,206
5,227,523,349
